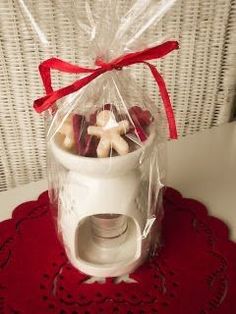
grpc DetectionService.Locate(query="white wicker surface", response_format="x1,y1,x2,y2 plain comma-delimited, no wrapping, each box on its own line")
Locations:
0,0,236,191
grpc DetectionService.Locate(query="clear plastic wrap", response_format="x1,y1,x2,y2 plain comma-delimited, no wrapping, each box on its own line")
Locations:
20,0,179,277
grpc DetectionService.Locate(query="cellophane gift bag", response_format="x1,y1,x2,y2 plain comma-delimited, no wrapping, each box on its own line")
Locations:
21,0,179,277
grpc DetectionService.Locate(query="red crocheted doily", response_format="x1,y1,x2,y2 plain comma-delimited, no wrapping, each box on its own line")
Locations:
0,188,236,314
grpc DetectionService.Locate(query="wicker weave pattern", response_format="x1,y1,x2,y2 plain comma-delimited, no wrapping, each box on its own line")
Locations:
0,0,235,191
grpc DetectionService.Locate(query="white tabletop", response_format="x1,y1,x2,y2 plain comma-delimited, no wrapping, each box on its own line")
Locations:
1,122,236,239
166,121,236,240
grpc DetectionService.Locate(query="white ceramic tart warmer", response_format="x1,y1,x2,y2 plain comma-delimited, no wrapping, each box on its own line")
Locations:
50,121,158,277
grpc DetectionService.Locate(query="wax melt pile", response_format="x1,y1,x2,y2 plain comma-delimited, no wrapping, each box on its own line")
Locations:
57,104,153,157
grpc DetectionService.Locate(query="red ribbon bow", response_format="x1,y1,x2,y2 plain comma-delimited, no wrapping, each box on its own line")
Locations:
34,41,179,139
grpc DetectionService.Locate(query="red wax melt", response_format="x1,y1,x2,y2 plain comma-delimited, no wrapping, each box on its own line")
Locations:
128,106,153,142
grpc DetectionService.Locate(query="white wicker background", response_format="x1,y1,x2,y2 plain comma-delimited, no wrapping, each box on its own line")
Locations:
0,0,236,191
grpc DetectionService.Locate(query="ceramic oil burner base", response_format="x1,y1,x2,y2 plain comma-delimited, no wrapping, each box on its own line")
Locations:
51,131,155,277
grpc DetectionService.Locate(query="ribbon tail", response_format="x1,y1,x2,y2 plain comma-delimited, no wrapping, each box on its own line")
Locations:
144,62,178,139
34,69,104,113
